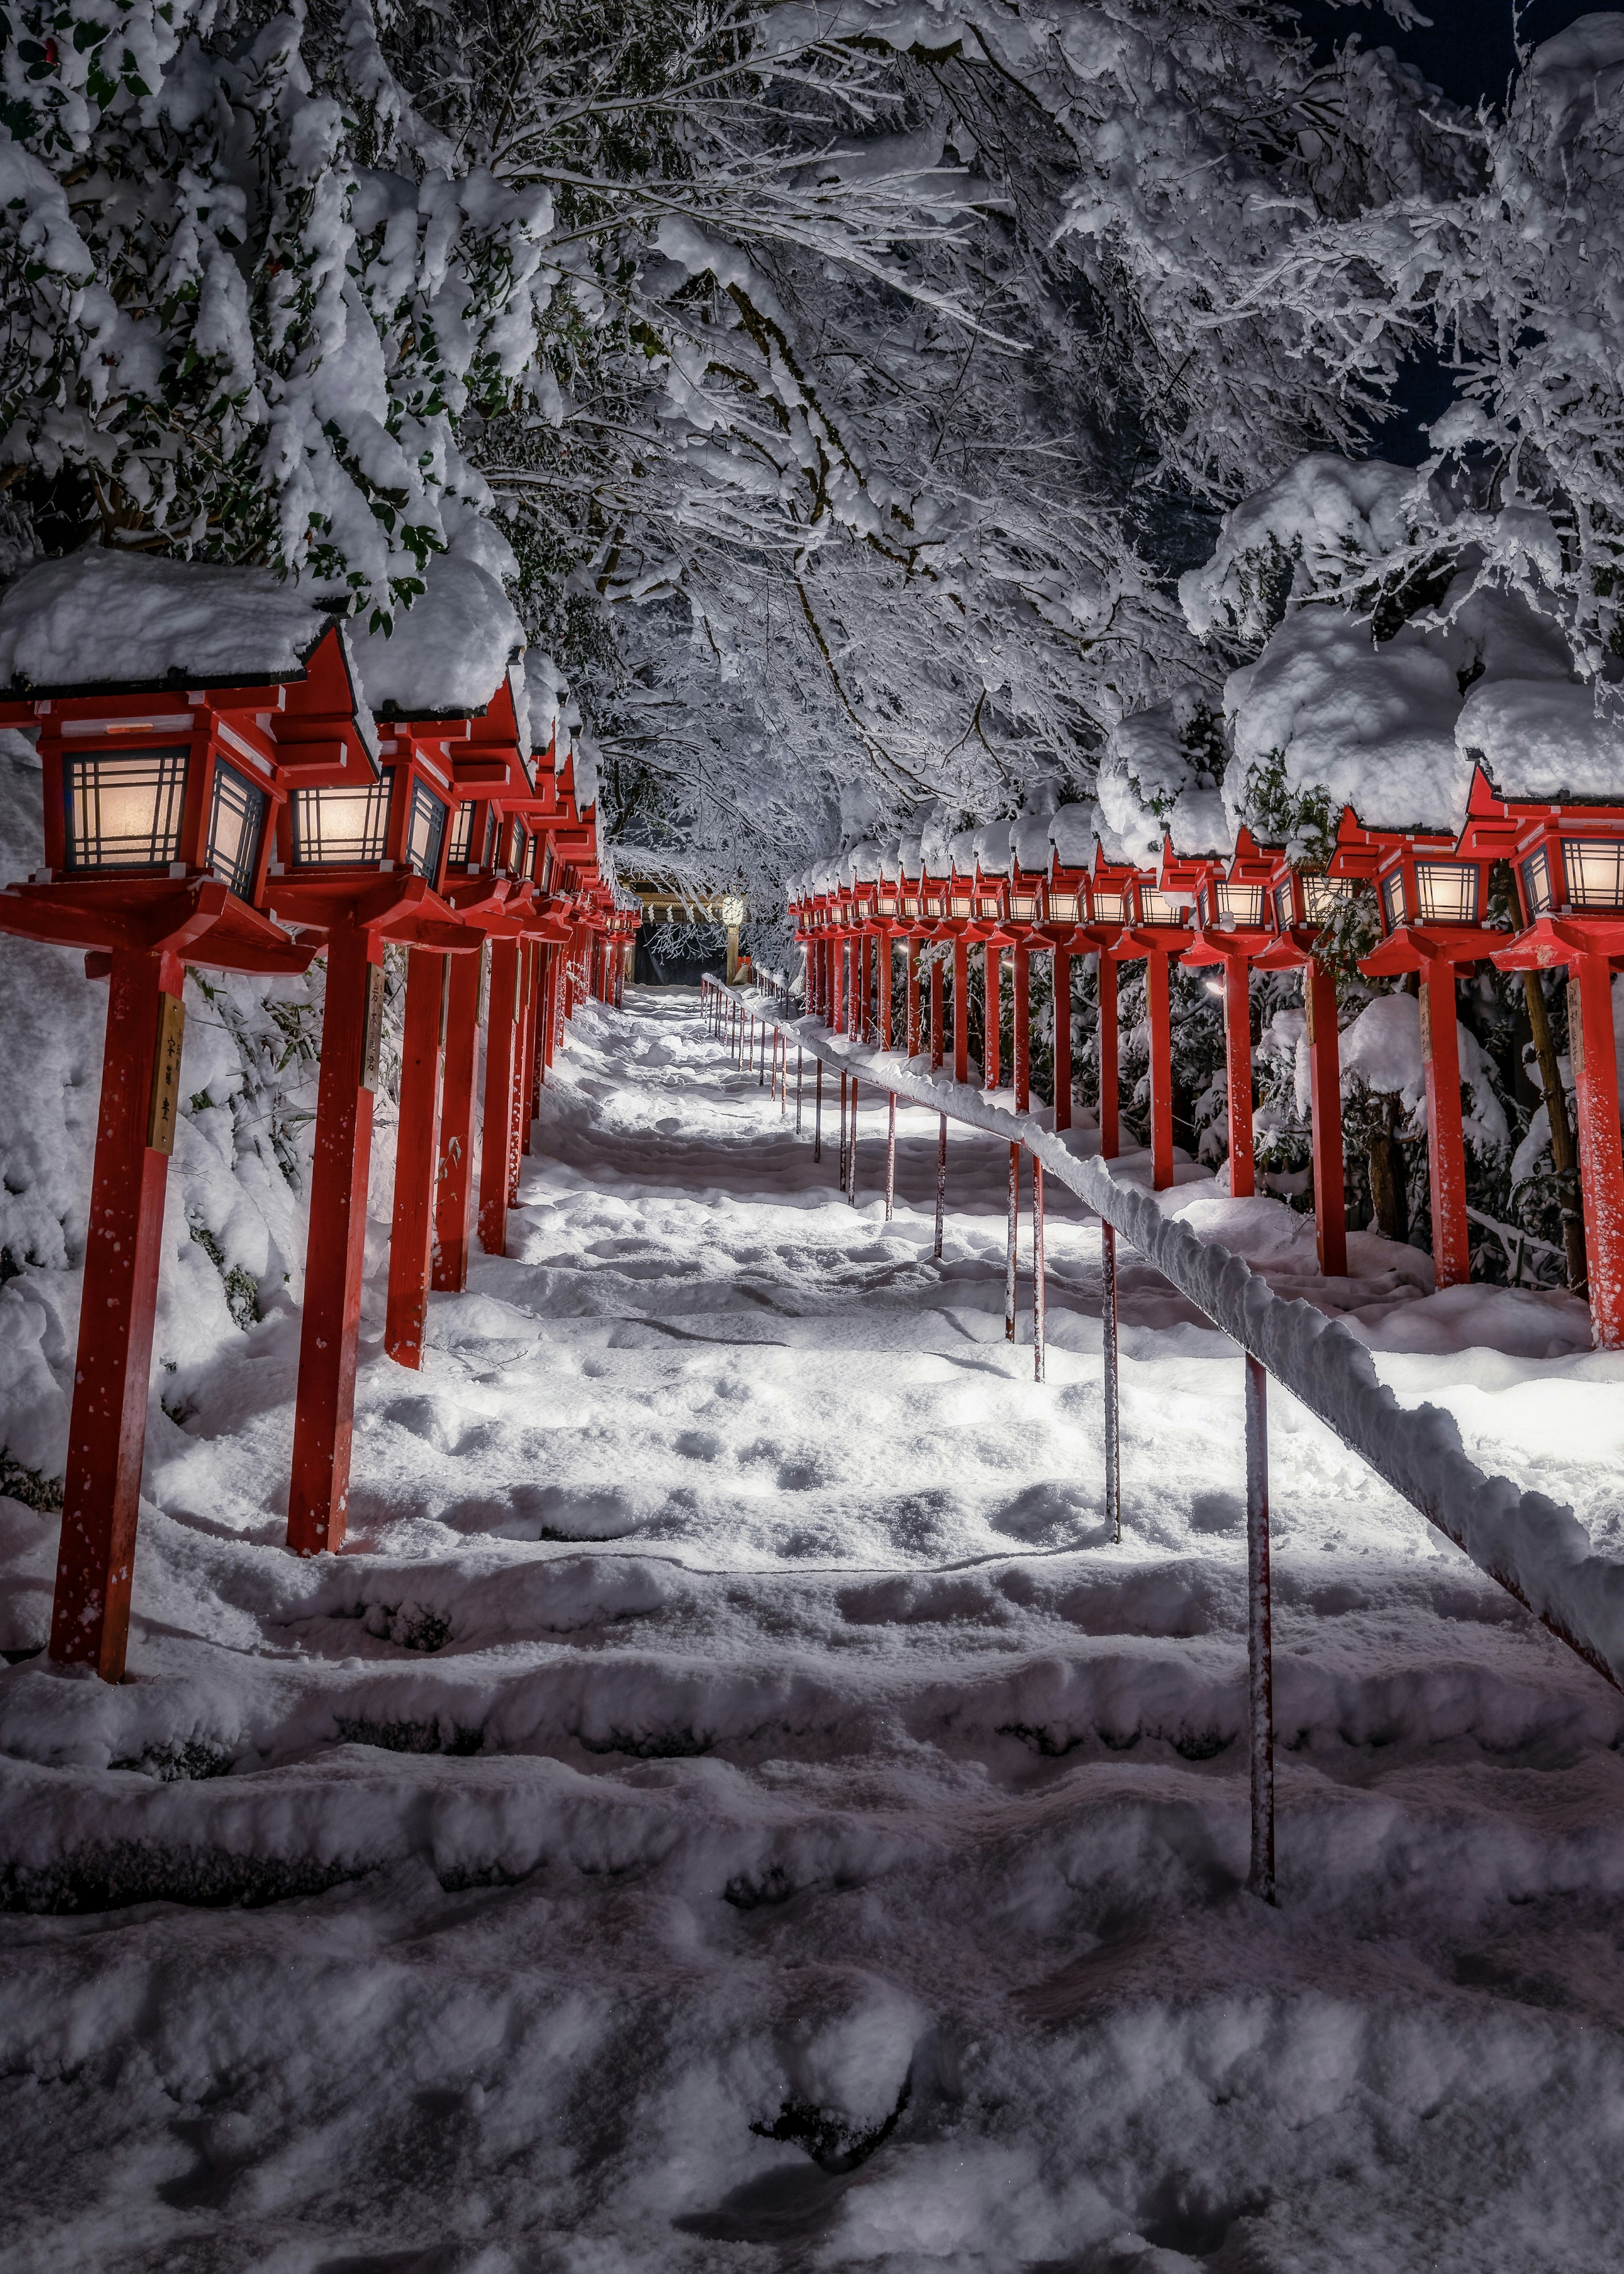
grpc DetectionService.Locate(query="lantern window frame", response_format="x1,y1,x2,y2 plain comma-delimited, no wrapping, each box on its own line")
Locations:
1562,838,1624,911
1136,885,1186,926
290,777,391,868
63,744,190,875
405,779,449,883
1412,860,1481,925
206,758,269,900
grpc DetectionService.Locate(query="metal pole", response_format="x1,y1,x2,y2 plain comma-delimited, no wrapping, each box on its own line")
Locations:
934,1114,946,1259
780,1032,787,1115
759,1016,767,1087
1102,1219,1120,1543
1245,1353,1276,1904
849,1079,859,1206
814,1058,823,1162
796,1048,804,1137
839,1070,848,1190
885,1091,896,1220
1032,1156,1046,1383
1005,1141,1019,1341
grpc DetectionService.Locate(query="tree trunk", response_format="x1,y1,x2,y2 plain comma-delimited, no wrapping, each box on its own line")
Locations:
1367,1094,1408,1244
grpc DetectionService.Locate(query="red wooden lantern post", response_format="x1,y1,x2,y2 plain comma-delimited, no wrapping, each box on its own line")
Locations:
1083,842,1136,1159
1344,809,1504,1288
1111,853,1199,1190
1465,766,1624,1346
1039,846,1092,1133
1180,828,1276,1198
974,869,1013,1090
0,567,387,1673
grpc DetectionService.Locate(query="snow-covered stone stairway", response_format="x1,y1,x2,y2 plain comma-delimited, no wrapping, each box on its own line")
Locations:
3,989,1624,2273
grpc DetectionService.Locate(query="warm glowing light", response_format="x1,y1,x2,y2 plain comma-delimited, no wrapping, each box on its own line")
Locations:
65,747,189,871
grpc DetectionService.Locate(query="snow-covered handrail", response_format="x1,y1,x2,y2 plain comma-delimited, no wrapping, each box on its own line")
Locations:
722,981,1624,1695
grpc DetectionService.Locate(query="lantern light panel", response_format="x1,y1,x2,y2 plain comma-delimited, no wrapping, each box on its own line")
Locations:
405,781,448,880
206,761,269,898
292,780,390,866
65,747,189,872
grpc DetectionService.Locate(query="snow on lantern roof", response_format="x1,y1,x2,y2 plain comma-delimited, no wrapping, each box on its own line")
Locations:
1098,692,1230,866
1458,680,1624,803
1012,810,1054,873
347,552,523,720
897,830,924,878
947,827,980,873
972,818,1012,875
848,838,885,884
1048,801,1101,868
1222,604,1469,838
0,549,343,695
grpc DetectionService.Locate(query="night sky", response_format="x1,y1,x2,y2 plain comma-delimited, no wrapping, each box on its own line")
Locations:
1290,0,1608,110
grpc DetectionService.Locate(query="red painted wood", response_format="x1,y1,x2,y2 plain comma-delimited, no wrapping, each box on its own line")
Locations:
1420,958,1469,1288
1013,943,1031,1113
1098,953,1119,1160
288,925,381,1555
905,939,920,1057
433,945,482,1292
1146,950,1174,1190
519,943,539,1151
384,948,445,1369
480,937,520,1255
1306,961,1348,1279
930,954,944,1069
507,950,527,1206
1570,951,1624,1348
49,947,184,1678
953,938,969,1085
1052,948,1072,1131
1225,956,1255,1199
985,946,1001,1089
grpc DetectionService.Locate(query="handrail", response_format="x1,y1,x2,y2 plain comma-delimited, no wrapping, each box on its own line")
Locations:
705,975,1624,1700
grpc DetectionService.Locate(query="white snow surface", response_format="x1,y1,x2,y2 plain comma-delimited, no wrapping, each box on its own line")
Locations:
5,991,1624,2269
347,553,524,719
0,551,335,691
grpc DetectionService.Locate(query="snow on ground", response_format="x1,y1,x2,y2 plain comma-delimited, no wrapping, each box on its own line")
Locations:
4,989,1624,2273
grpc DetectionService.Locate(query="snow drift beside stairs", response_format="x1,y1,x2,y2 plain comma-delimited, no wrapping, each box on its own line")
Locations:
0,552,333,692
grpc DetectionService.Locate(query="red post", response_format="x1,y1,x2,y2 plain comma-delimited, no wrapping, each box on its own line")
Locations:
288,926,383,1556
507,948,528,1206
519,943,539,1151
1146,950,1174,1191
953,938,969,1085
985,945,1001,1089
433,944,482,1292
1013,942,1030,1113
1098,952,1119,1160
1306,960,1347,1278
930,954,944,1069
384,948,446,1369
1570,949,1624,1348
1421,956,1469,1288
1224,955,1255,1199
480,937,520,1254
49,946,186,1678
1053,947,1072,1132
906,939,920,1057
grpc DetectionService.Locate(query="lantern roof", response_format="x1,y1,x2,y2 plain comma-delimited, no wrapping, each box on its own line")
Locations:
1457,679,1624,807
1048,800,1100,871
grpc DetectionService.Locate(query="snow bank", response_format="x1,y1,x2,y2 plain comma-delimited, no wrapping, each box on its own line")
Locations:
748,993,1624,1694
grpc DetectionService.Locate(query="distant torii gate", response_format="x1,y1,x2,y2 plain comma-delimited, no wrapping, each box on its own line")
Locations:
621,878,748,980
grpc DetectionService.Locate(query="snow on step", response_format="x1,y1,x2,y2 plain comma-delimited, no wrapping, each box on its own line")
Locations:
3,990,1624,2269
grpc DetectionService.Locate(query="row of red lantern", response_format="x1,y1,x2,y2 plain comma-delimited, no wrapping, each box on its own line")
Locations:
0,614,636,1682
788,761,1624,1351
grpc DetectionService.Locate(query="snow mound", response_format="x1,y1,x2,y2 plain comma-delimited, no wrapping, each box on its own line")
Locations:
347,553,522,718
0,551,332,692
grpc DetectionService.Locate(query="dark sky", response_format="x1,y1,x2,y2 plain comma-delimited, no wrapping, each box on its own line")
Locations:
1289,0,1608,111
1287,0,1619,459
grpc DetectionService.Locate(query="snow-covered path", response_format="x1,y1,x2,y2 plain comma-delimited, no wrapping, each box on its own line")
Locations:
4,989,1624,2274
